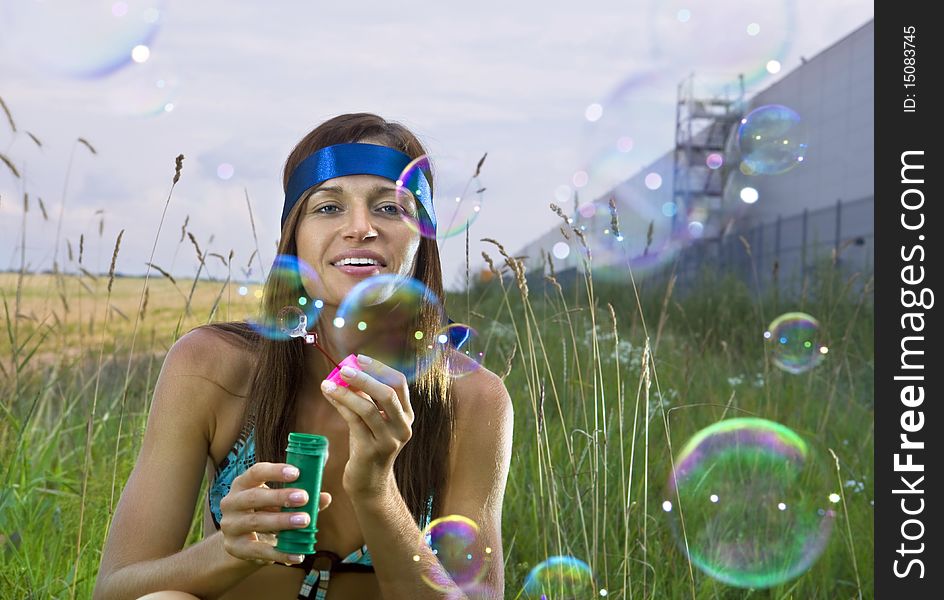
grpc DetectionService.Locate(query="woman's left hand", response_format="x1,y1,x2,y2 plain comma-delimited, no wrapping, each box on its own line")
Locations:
320,354,413,499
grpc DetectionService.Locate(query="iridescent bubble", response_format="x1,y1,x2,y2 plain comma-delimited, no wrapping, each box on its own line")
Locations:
706,153,724,169
572,170,589,188
740,187,759,204
419,515,489,592
217,163,235,180
436,324,483,378
648,0,796,90
277,306,308,338
644,172,663,190
737,105,809,175
1,1,165,78
336,274,443,382
396,155,484,241
105,51,179,117
664,418,836,589
246,255,323,341
552,242,571,260
764,312,827,374
585,103,604,122
523,556,597,598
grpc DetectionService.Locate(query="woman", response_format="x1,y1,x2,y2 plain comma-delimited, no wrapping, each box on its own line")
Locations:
93,113,513,600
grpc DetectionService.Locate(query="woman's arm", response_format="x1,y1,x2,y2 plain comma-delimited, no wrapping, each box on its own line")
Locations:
96,530,261,600
93,329,265,600
324,356,513,600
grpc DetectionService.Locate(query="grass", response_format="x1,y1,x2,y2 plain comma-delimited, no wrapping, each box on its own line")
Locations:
0,242,874,599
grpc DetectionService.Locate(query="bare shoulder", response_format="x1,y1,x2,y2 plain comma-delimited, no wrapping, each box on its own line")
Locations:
448,350,513,431
167,326,254,398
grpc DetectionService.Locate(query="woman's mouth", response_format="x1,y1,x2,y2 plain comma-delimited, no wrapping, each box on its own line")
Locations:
332,260,384,277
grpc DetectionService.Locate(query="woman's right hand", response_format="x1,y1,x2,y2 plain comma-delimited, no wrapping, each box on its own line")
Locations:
219,462,332,567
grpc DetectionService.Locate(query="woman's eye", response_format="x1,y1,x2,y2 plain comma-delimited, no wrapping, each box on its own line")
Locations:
380,205,402,215
315,205,339,214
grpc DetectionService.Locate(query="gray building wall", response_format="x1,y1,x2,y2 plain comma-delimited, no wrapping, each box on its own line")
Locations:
515,20,874,287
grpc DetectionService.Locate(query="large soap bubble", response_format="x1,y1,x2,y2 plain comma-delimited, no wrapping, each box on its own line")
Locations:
663,418,837,588
523,555,599,598
335,274,444,382
1,1,165,78
737,105,809,175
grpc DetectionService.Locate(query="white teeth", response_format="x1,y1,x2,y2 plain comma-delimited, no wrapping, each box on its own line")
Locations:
335,257,380,266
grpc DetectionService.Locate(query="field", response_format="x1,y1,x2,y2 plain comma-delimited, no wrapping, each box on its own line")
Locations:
1,236,874,599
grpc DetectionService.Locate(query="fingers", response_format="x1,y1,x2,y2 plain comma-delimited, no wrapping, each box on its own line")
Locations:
338,366,407,424
231,461,302,493
356,354,414,419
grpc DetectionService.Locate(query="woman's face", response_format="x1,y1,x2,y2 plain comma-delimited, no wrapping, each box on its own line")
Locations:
294,171,423,306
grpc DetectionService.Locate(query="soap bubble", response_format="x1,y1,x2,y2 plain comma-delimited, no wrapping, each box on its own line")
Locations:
523,556,597,598
436,324,483,378
647,0,796,90
396,154,484,241
336,274,443,382
277,307,308,338
664,418,836,588
737,105,809,175
764,312,827,374
104,52,180,117
245,255,323,341
419,515,490,592
1,1,165,79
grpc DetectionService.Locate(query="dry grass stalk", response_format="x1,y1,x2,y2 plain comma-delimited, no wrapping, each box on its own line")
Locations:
499,342,517,380
0,96,15,132
38,197,48,221
481,251,499,278
25,131,42,148
77,137,97,154
608,196,621,238
79,267,98,282
1,153,20,178
643,221,654,255
79,234,85,265
107,230,124,293
109,304,129,322
559,226,570,241
67,240,74,263
23,192,28,213
179,215,189,242
473,152,487,178
187,232,204,263
140,286,149,321
739,235,753,258
145,262,176,285
173,154,185,184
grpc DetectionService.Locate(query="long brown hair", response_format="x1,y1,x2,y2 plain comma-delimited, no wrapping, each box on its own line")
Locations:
203,113,454,526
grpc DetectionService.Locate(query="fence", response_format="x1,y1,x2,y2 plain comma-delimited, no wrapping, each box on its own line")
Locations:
667,195,874,295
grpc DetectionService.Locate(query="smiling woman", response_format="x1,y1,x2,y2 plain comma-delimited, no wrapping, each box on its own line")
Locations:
93,113,513,600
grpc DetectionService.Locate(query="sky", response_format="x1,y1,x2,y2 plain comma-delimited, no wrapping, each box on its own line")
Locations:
1,0,873,292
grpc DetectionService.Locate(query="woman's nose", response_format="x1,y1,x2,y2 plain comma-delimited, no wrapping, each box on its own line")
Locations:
342,205,378,239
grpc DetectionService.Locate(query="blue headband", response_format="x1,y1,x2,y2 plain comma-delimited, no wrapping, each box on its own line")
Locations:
283,142,435,230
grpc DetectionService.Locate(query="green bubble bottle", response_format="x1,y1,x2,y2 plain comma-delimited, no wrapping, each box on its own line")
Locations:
275,433,328,555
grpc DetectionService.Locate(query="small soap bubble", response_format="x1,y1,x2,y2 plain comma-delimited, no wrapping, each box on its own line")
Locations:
437,323,483,378
523,556,597,598
706,153,724,169
737,105,809,175
764,312,827,374
419,515,489,592
246,255,323,341
396,154,483,240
